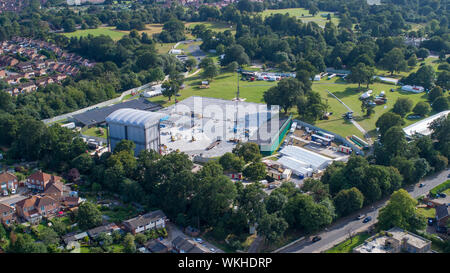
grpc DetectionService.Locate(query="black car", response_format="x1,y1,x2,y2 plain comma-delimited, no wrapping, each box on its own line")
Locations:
363,216,372,223
312,236,321,243
427,218,434,226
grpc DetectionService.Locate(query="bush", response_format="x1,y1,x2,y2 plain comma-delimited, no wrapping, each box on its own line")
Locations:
430,180,450,195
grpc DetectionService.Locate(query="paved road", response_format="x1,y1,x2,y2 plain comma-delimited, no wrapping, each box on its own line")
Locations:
278,169,450,253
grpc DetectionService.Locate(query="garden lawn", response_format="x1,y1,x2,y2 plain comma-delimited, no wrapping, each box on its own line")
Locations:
416,207,436,218
259,8,340,27
83,126,108,138
430,180,450,196
100,205,137,223
62,27,127,41
325,232,371,253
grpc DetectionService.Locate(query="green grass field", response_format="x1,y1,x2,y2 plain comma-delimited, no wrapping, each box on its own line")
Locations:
149,71,277,107
62,27,127,41
260,8,340,27
312,80,430,138
325,232,371,253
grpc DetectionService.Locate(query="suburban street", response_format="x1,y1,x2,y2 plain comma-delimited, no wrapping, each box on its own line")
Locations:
276,168,450,253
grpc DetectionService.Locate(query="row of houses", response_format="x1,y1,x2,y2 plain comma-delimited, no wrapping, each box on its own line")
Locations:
0,170,81,225
0,37,95,96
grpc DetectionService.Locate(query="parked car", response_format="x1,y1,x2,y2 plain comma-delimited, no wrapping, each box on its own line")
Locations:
419,183,425,188
355,214,364,220
210,248,215,252
363,216,372,223
427,218,434,226
312,236,321,243
440,193,447,198
194,238,203,243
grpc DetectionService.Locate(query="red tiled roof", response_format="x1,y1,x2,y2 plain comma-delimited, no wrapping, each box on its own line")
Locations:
0,172,17,183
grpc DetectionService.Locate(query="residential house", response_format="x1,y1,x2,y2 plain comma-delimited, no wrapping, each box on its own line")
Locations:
63,196,81,208
0,203,15,225
18,82,37,94
353,227,432,253
15,195,60,224
16,62,33,72
5,75,21,85
87,223,121,239
0,172,18,194
172,236,211,253
62,231,88,245
436,205,449,228
145,239,170,253
122,210,167,235
26,170,62,191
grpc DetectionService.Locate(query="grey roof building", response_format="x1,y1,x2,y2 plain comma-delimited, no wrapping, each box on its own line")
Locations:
106,108,167,155
122,210,167,234
73,98,162,127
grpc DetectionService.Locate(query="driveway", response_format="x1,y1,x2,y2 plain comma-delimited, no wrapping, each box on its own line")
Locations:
166,222,224,253
0,187,28,206
276,168,450,253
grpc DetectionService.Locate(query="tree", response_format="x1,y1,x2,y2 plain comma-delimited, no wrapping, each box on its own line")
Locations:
416,48,430,60
63,19,76,33
407,54,418,67
264,78,306,113
257,213,288,243
412,101,430,116
71,153,94,174
265,191,288,214
376,112,405,139
202,64,219,81
96,232,113,247
378,189,426,232
199,57,215,69
432,96,449,112
436,71,450,90
404,65,435,90
122,233,136,253
392,98,414,117
428,86,443,102
237,183,267,227
232,142,261,163
134,233,147,245
76,202,102,230
243,162,267,181
308,5,319,16
283,193,333,233
333,187,364,217
347,63,368,89
218,152,245,173
9,233,47,253
383,126,408,158
114,139,136,154
185,58,197,72
38,227,60,247
380,48,407,75
221,44,250,66
161,80,180,101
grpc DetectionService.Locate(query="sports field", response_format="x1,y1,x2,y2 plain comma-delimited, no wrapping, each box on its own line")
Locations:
62,26,127,41
260,8,340,27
